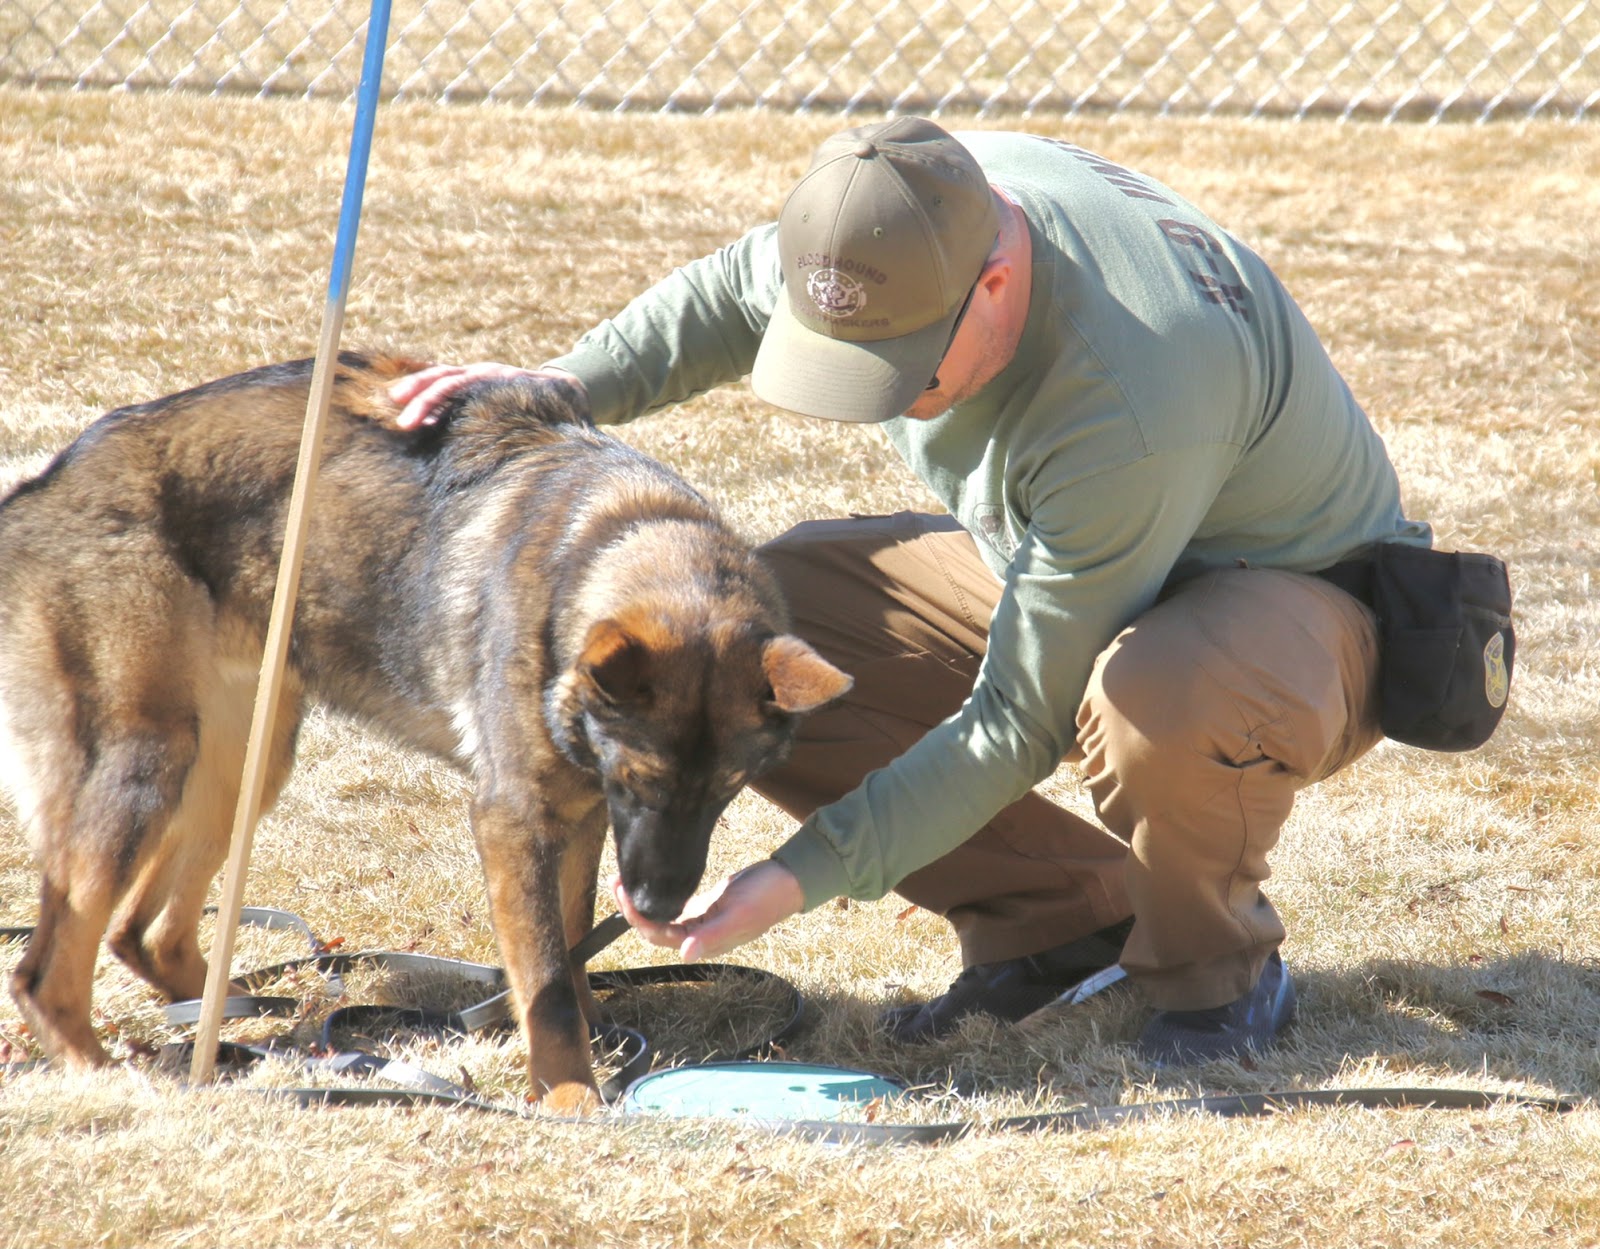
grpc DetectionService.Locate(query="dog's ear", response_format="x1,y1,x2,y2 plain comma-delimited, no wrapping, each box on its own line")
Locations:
579,619,651,706
761,635,853,714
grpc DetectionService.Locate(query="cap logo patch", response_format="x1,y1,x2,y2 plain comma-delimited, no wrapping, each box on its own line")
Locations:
806,268,867,320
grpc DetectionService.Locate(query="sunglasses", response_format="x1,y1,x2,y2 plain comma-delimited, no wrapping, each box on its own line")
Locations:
924,274,981,392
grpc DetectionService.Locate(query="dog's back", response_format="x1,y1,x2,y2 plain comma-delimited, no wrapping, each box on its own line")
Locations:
0,352,738,763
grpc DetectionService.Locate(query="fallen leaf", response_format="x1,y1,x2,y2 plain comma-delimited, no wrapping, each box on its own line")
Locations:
1386,1139,1416,1154
895,905,920,922
1476,989,1515,1007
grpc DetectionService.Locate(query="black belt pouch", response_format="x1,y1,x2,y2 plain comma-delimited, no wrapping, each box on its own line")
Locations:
1367,544,1515,751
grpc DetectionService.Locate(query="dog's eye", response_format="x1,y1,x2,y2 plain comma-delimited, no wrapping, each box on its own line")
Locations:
619,772,671,810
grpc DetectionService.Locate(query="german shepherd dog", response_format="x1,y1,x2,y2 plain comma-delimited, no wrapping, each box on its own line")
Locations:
0,353,851,1110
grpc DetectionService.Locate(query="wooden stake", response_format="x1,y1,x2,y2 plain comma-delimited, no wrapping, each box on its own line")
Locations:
188,0,392,1084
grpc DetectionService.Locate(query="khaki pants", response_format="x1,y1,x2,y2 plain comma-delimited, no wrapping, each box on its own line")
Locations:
754,512,1382,1011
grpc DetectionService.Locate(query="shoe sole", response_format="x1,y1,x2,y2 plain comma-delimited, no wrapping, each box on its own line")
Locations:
1018,964,1129,1023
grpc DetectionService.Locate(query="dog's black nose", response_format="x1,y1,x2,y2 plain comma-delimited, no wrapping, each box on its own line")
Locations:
625,882,694,925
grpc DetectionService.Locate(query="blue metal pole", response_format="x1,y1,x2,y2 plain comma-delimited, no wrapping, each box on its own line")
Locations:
327,0,393,305
189,0,393,1085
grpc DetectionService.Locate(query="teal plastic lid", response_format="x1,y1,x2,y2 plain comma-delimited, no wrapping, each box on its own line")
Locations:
620,1061,905,1122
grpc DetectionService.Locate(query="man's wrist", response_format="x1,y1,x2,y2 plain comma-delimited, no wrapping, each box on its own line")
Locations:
769,828,856,913
542,345,624,423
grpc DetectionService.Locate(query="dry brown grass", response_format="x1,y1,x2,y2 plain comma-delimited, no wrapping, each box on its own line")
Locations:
2,84,1599,1246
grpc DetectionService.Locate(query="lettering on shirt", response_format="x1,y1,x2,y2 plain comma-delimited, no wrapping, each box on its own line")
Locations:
1039,137,1176,205
1156,219,1252,321
1031,137,1252,322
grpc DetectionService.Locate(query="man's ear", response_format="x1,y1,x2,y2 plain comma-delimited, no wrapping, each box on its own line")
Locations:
974,250,1017,314
762,635,853,714
579,619,651,706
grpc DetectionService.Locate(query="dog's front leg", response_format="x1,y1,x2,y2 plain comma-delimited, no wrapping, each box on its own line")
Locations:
558,813,609,1029
471,797,602,1114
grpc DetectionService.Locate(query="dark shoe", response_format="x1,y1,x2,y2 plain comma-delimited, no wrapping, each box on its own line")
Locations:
881,917,1133,1043
1137,952,1296,1066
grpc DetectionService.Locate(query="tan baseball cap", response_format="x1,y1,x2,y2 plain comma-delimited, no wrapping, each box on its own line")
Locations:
751,117,1000,423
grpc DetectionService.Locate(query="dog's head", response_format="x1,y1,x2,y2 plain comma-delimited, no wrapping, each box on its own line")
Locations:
570,614,851,923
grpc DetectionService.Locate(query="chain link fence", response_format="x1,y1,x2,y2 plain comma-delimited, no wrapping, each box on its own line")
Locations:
2,0,1596,121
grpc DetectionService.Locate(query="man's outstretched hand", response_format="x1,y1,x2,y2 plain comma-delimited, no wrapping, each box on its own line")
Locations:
612,860,806,964
387,362,586,429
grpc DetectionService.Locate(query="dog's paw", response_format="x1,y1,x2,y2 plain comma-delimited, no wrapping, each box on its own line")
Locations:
538,1080,605,1116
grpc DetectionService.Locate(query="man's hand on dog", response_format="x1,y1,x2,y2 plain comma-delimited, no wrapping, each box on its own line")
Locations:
388,362,587,429
612,861,805,962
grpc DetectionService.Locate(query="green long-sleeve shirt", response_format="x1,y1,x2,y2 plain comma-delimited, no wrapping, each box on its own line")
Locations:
547,131,1430,910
